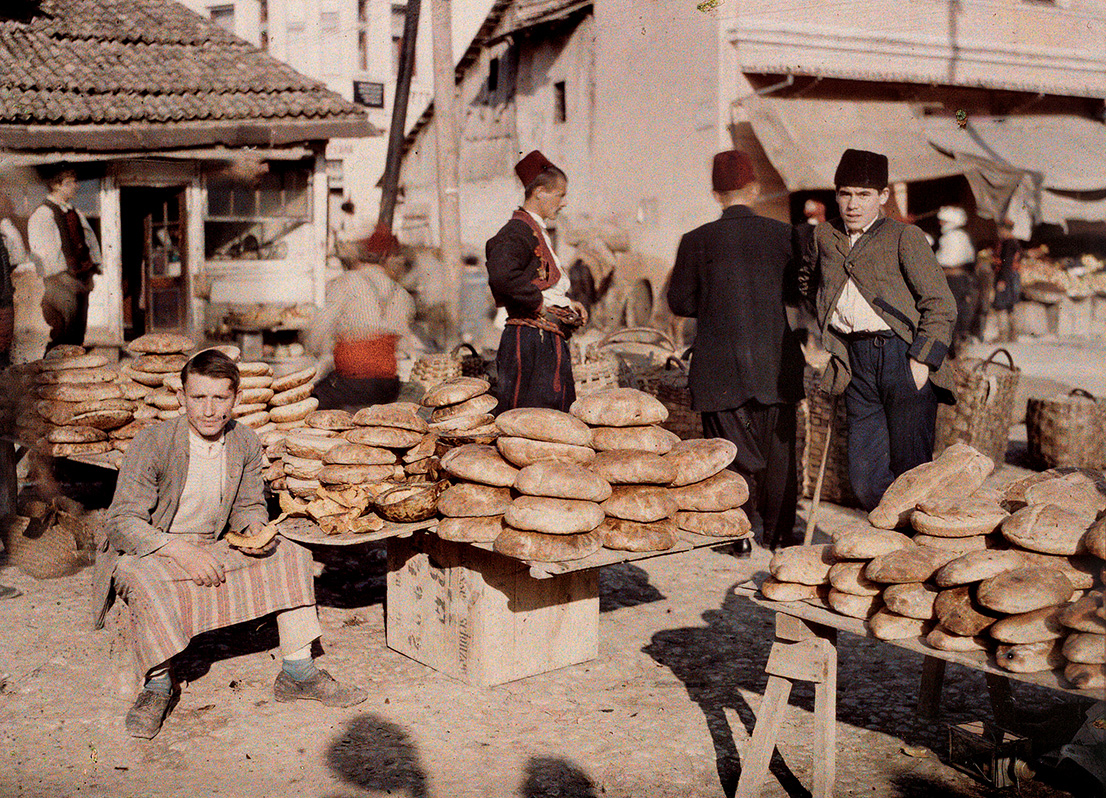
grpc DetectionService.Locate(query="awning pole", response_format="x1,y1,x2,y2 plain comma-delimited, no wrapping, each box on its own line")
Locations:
431,0,463,344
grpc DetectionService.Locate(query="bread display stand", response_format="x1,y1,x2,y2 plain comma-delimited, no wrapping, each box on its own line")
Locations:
731,580,1104,798
385,529,736,687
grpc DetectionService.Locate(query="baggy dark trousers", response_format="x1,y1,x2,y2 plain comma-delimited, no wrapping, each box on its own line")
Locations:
701,402,799,548
494,324,575,414
843,333,938,511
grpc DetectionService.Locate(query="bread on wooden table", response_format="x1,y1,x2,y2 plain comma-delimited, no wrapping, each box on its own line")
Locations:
911,534,990,553
926,626,988,652
664,438,737,487
305,409,354,431
344,424,423,449
911,495,1009,537
269,383,314,406
421,376,490,408
46,426,107,444
1060,592,1105,633
589,450,676,485
493,528,602,562
882,582,940,620
831,528,913,560
504,495,604,535
674,508,751,538
601,485,677,523
935,585,1001,637
828,561,882,596
590,425,679,454
769,544,835,585
437,515,505,543
440,444,518,487
270,366,317,394
827,589,882,619
569,388,668,428
996,640,1066,673
1002,504,1092,556
494,408,593,447
597,517,677,552
868,609,932,641
1014,551,1098,590
760,577,825,602
429,393,498,423
496,436,595,468
933,549,1025,588
438,483,513,517
1064,662,1106,689
868,443,994,529
989,605,1068,644
323,443,397,466
976,567,1075,614
514,462,612,502
127,332,194,354
1061,632,1106,664
865,546,958,584
353,404,428,432
667,469,748,512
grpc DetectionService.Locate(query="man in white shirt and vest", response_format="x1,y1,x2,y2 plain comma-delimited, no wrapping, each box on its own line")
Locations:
485,150,586,413
28,164,102,350
798,149,957,510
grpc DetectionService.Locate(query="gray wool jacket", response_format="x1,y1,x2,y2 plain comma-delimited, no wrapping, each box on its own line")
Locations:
799,216,957,398
91,415,268,628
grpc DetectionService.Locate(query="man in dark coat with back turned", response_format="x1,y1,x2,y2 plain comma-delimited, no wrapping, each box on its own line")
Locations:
668,150,805,551
486,150,586,413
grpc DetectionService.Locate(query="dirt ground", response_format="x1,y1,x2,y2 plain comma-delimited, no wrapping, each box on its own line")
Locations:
2,336,1103,798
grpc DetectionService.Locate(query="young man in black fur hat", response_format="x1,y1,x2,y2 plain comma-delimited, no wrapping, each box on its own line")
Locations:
797,149,957,511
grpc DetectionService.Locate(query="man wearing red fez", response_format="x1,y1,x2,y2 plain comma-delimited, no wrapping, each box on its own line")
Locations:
797,148,956,511
667,150,805,553
485,150,585,412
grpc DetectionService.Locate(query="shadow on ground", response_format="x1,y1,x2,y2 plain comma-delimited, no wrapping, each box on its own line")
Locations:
599,561,665,612
519,756,599,797
326,713,430,797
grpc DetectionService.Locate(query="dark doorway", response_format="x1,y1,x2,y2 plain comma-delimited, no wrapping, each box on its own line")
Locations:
119,186,188,339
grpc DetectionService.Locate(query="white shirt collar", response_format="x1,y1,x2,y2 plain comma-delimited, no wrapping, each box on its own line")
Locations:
524,209,548,231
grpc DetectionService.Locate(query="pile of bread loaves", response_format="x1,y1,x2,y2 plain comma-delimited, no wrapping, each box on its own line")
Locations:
762,442,1106,690
435,387,751,562
423,376,499,446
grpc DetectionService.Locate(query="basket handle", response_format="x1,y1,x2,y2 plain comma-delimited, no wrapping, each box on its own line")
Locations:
664,355,688,372
1069,388,1097,401
450,342,478,359
597,326,676,352
982,348,1016,371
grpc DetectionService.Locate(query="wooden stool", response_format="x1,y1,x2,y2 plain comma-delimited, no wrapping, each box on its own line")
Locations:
736,613,838,798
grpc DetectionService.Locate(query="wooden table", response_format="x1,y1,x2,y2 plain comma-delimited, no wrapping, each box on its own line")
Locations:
385,529,741,687
731,583,1104,798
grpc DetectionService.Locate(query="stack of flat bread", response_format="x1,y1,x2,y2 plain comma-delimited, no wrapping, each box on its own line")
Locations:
665,439,750,541
438,443,519,544
266,365,317,430
34,348,133,458
868,443,994,530
229,361,276,430
423,376,498,446
762,544,837,607
278,427,347,497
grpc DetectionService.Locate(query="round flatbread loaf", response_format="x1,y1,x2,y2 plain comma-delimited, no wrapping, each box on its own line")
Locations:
882,583,940,620
1024,472,1106,519
42,344,86,359
935,585,1001,636
133,353,187,374
675,508,751,538
976,567,1075,614
438,483,513,517
306,409,355,431
868,610,932,641
46,426,107,444
70,408,132,430
868,443,994,529
235,411,269,429
238,375,274,391
37,382,124,403
926,626,988,652
996,640,1065,673
865,546,958,584
828,561,882,597
664,438,737,487
403,434,438,463
437,515,506,543
36,366,115,385
133,404,160,420
495,408,592,447
515,462,611,502
827,589,882,619
146,388,181,410
569,388,668,428
109,419,158,440
1060,593,1106,633
1081,517,1106,559
120,364,167,387
282,454,324,480
117,380,153,401
591,425,679,454
317,463,396,486
1064,662,1106,689
238,387,274,406
286,476,321,498
422,376,490,408
155,408,181,420
1015,551,1099,590
911,495,1009,537
933,549,1026,588
440,444,518,487
237,361,272,377
344,425,423,449
323,443,396,466
1001,503,1092,556
270,397,319,424
760,577,825,603
911,534,990,553
494,528,602,562
597,517,677,552
50,440,112,457
353,404,428,433
668,469,748,512
504,495,604,535
284,430,342,460
769,544,835,586
588,450,676,485
600,485,677,523
496,436,595,468
1062,632,1106,664
232,402,268,418
271,366,317,394
989,605,1067,644
429,412,494,434
210,344,240,361
40,352,110,371
270,383,314,406
429,393,498,423
831,528,914,560
127,332,194,354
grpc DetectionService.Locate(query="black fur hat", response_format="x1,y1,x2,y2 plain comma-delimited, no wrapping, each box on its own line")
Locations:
833,149,888,189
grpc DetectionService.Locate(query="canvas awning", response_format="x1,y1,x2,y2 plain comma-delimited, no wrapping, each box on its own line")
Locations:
741,97,961,191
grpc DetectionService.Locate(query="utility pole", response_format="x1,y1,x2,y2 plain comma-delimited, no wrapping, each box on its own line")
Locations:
377,0,421,234
430,0,463,338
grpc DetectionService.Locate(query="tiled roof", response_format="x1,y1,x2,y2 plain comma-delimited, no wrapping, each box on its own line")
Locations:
0,0,369,139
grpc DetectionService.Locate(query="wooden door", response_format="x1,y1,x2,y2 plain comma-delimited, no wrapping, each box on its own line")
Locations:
143,191,187,332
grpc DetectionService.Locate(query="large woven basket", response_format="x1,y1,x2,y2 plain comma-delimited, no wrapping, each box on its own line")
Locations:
410,351,463,391
934,349,1020,465
452,343,488,379
636,356,702,440
573,355,622,397
1026,388,1106,469
798,366,858,507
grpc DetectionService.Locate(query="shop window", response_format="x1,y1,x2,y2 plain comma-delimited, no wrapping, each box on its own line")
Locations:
204,163,311,260
208,4,234,31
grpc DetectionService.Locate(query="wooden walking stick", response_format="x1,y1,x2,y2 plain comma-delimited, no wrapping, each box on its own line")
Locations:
803,394,838,546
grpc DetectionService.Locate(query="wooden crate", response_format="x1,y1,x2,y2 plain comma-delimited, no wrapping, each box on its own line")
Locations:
386,532,599,686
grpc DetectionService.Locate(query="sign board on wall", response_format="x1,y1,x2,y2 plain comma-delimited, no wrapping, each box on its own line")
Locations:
353,80,385,109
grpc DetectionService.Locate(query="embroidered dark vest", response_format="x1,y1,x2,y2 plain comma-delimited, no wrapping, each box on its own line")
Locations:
44,199,96,278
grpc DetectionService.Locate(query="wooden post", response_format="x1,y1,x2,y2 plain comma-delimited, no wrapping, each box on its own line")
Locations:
430,0,463,340
377,0,422,232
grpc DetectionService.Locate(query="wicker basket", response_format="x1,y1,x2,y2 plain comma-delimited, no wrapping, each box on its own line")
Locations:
410,351,463,391
634,356,702,440
934,349,1021,465
1026,388,1106,469
573,354,622,397
452,343,488,379
798,366,858,507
